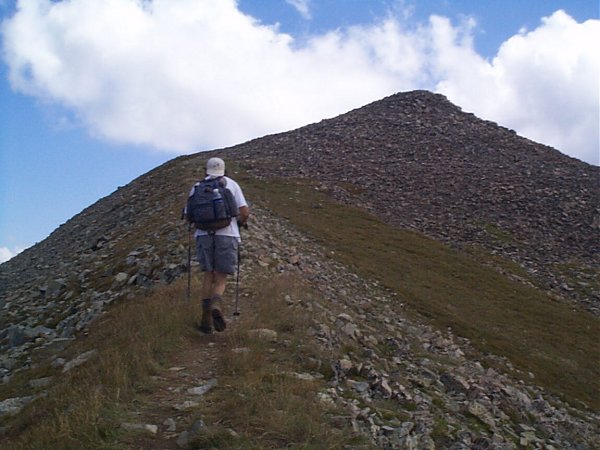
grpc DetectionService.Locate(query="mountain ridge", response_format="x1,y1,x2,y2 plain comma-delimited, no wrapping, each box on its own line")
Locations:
229,90,599,311
1,90,599,447
1,89,598,353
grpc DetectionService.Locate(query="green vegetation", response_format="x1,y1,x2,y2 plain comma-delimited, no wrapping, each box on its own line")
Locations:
478,222,521,245
239,173,600,410
552,261,600,302
431,416,452,448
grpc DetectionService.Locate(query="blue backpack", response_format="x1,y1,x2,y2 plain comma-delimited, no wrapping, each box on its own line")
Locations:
187,177,238,231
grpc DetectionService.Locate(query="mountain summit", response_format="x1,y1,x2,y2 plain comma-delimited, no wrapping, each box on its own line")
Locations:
231,90,599,311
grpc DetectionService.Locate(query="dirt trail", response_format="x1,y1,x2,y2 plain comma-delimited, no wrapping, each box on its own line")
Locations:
121,310,244,449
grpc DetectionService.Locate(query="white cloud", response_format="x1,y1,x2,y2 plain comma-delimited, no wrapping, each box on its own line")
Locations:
431,10,600,165
285,0,311,20
1,1,598,164
0,246,22,263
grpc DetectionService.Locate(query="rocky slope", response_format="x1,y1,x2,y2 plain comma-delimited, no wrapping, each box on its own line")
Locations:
238,205,600,449
230,90,600,313
115,204,599,449
4,201,599,449
1,90,598,447
0,156,193,381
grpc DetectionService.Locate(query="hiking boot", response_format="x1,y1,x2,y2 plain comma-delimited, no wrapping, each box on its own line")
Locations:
211,295,227,332
198,298,213,334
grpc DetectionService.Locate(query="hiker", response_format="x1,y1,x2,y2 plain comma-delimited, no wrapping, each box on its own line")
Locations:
186,157,249,334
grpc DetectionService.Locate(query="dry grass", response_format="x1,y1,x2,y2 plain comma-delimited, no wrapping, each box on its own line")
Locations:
187,274,372,449
1,272,370,449
0,282,196,449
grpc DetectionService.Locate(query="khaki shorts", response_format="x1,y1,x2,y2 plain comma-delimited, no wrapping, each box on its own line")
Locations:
196,235,239,274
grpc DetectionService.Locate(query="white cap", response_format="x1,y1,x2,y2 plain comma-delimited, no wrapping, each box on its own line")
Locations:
206,157,225,177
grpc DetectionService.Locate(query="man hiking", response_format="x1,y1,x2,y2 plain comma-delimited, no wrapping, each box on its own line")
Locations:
186,157,249,334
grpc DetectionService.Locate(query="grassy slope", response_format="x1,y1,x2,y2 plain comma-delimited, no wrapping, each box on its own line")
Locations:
0,282,194,449
0,274,368,449
238,172,599,410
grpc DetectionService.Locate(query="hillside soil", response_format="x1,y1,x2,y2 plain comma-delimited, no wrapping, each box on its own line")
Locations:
120,328,225,449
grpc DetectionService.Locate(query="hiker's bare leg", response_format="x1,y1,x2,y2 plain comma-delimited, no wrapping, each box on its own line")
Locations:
212,272,228,297
202,271,228,298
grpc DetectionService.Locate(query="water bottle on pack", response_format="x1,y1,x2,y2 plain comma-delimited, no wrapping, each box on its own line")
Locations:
213,188,226,218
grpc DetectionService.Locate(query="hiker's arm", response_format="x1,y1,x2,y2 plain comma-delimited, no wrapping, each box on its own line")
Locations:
183,207,193,225
238,205,249,227
185,185,196,224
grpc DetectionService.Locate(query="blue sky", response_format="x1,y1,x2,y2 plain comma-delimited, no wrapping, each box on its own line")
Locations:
1,0,598,263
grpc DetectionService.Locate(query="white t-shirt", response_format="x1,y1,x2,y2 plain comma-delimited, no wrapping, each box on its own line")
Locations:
188,176,248,240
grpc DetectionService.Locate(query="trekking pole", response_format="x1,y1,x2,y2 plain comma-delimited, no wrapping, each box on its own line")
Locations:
186,222,192,302
233,240,241,317
182,208,191,302
234,223,247,317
